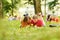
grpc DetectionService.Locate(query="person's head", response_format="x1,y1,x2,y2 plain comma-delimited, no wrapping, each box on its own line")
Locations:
32,15,38,22
37,12,42,16
33,15,38,19
23,16,28,22
47,14,51,19
23,14,30,22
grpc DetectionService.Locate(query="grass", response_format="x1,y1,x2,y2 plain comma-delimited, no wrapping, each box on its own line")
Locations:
0,18,60,40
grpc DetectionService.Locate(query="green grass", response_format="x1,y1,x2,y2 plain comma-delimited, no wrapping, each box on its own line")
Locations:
0,18,60,40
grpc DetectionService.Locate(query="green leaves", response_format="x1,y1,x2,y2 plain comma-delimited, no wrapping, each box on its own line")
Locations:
3,0,21,14
48,0,58,10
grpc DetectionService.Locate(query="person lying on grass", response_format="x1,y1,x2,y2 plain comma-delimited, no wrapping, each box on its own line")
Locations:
30,14,45,27
47,14,60,27
8,15,17,21
20,14,31,28
47,14,59,22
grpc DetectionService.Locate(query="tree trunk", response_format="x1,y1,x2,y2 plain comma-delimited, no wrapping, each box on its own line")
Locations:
44,0,46,15
33,0,41,14
0,0,3,18
11,0,14,16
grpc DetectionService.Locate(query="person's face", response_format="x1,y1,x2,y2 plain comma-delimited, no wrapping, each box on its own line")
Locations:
33,18,38,22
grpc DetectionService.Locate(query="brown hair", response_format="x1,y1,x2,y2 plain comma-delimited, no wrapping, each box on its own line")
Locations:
23,16,28,22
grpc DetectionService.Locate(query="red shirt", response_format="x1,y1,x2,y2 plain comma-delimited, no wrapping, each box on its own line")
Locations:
55,17,59,22
31,19,44,27
35,19,44,27
30,19,37,25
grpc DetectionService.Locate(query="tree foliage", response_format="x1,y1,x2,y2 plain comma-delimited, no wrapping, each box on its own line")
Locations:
2,0,21,14
48,0,58,10
24,0,33,5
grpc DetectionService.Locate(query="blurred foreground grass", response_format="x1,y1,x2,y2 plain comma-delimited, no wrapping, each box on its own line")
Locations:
0,18,60,40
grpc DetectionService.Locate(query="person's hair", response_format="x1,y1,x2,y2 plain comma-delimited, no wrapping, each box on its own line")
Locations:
33,15,38,19
23,16,28,22
47,15,51,20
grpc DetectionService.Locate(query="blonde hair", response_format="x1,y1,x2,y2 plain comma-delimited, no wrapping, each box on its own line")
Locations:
33,15,38,19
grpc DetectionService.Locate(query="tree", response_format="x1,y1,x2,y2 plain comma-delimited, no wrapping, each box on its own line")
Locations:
48,0,58,10
33,0,41,14
11,0,21,16
3,0,21,16
0,0,3,18
48,0,58,15
24,0,33,5
44,0,46,15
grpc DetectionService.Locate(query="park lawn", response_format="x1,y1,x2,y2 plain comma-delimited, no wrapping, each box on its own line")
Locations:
0,18,60,40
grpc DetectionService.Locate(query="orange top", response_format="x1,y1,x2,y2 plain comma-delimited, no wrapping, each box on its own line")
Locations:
21,20,31,27
51,17,59,22
21,21,28,27
55,17,59,22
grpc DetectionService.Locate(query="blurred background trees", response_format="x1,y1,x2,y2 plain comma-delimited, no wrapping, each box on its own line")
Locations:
0,0,60,18
33,0,41,14
0,0,3,18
